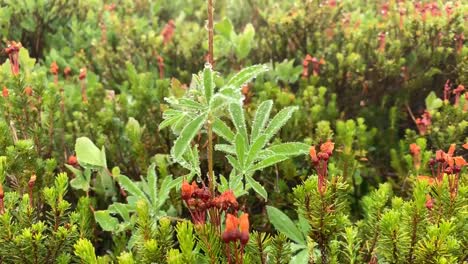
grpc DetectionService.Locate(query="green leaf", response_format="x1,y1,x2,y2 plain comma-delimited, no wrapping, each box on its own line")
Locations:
213,117,235,142
267,206,305,245
173,113,208,159
178,98,205,110
147,164,158,204
203,65,215,103
215,17,234,39
425,91,443,112
108,203,130,222
292,249,309,264
267,142,310,156
214,144,236,155
264,106,298,142
246,175,267,200
251,100,273,142
226,155,242,172
235,134,247,170
158,175,174,208
245,135,267,167
229,103,248,140
66,164,90,192
117,175,147,202
249,154,288,172
235,24,255,60
94,210,119,232
226,65,269,89
75,137,107,168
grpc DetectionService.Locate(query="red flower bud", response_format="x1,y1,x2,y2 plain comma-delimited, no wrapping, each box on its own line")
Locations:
64,66,72,76
24,86,33,96
239,213,250,245
181,180,194,200
2,87,9,98
79,67,87,80
50,62,59,75
309,146,318,163
68,155,78,166
320,141,334,155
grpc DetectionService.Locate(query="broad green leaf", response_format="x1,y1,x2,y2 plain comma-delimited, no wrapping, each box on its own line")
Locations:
75,137,106,167
425,91,443,112
94,210,119,232
203,65,215,103
226,65,269,89
66,164,90,192
249,154,288,172
251,100,273,142
291,249,309,264
267,206,305,244
267,142,310,156
117,175,147,202
215,17,234,39
213,117,235,142
246,135,267,166
235,24,255,60
235,134,247,170
173,113,207,159
229,103,248,140
246,174,267,200
264,106,298,142
108,203,130,222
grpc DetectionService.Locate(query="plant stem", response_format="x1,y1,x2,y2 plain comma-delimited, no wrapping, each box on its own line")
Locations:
207,0,214,65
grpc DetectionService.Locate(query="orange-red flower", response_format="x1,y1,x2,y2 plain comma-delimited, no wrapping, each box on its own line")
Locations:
50,62,59,75
24,86,33,96
409,143,420,156
417,175,435,186
181,180,195,200
239,213,250,245
309,146,318,163
2,87,9,98
222,213,240,243
320,141,334,155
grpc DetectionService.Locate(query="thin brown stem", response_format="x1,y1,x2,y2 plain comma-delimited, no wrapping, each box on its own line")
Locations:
207,0,214,65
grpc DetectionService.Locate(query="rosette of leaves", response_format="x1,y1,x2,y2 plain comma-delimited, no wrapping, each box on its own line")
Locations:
160,64,309,199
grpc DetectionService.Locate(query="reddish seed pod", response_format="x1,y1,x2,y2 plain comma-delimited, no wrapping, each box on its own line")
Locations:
318,152,329,161
187,198,196,207
240,232,249,245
